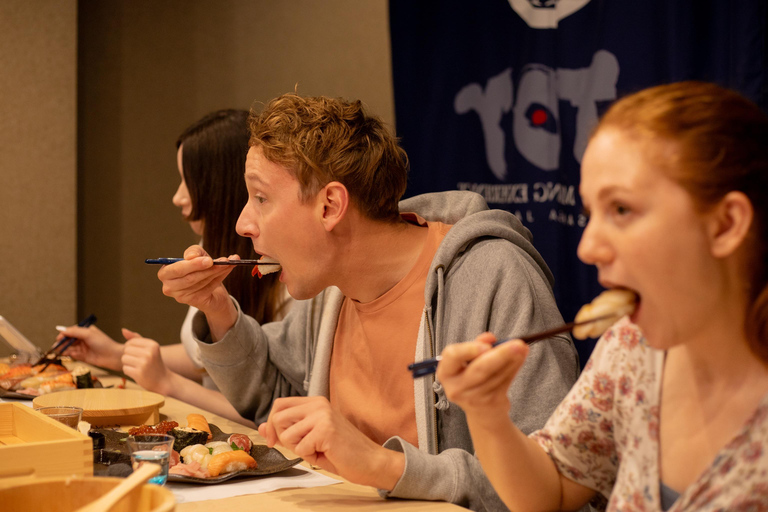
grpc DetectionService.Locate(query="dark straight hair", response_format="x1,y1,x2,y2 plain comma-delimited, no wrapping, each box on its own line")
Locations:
176,109,287,323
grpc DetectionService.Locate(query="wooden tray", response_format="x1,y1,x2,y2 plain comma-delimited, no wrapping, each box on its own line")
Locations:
32,389,164,427
0,403,92,488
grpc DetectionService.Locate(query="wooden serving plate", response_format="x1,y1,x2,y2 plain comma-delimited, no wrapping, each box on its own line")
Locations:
32,389,164,427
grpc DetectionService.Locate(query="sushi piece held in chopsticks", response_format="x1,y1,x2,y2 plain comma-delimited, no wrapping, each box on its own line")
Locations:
206,449,257,477
251,256,281,279
186,413,212,440
572,289,638,340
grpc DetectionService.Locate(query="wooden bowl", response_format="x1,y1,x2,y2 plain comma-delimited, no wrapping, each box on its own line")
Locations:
33,389,164,426
0,475,175,511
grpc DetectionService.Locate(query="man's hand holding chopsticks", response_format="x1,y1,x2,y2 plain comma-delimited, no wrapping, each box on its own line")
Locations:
157,244,238,341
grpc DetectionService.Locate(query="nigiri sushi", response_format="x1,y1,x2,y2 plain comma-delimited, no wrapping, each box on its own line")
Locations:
38,379,76,394
179,443,212,470
186,413,212,440
227,433,253,452
205,440,233,457
19,371,72,390
206,450,257,477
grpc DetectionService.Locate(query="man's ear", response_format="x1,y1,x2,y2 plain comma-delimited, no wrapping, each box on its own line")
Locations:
708,191,753,258
319,181,349,232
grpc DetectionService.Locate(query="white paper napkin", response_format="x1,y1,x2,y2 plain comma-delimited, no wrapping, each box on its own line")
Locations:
166,465,342,504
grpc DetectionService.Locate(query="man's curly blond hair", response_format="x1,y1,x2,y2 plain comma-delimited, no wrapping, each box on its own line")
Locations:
249,93,409,222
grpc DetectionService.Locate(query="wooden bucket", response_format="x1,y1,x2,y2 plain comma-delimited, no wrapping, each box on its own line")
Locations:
0,475,175,512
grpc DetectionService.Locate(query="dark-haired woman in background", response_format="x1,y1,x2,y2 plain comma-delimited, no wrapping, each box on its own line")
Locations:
61,110,291,426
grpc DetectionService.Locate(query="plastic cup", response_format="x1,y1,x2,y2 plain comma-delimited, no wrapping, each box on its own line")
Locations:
33,406,83,429
126,434,175,485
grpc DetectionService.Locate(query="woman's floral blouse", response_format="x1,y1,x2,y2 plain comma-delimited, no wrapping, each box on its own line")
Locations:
529,317,768,511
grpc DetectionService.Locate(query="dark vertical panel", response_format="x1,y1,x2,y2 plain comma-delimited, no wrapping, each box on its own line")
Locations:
390,0,767,365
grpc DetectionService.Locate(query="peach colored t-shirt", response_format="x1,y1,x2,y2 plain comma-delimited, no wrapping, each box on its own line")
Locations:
329,216,451,447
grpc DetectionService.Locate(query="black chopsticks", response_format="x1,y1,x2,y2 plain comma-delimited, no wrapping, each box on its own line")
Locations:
35,314,97,368
145,258,279,265
408,313,616,378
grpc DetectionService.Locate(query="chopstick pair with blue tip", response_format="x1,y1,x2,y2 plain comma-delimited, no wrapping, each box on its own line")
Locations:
408,313,617,378
35,314,98,368
145,258,279,265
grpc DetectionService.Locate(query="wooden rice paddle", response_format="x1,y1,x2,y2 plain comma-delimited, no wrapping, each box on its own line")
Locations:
74,463,160,512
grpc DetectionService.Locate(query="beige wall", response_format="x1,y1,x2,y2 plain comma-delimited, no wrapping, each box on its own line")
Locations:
79,1,394,347
0,1,77,356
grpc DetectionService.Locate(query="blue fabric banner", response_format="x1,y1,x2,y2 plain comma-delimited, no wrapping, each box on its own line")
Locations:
390,0,767,363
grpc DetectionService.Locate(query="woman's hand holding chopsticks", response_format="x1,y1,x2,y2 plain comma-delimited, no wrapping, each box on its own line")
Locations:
57,324,122,372
437,333,530,425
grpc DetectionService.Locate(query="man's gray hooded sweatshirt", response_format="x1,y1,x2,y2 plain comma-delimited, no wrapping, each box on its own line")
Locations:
192,190,580,511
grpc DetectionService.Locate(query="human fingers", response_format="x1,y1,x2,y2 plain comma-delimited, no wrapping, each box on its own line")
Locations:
56,325,98,344
121,338,156,367
159,262,233,297
309,452,339,476
211,253,243,263
121,342,153,375
475,331,499,346
278,406,344,466
61,340,86,360
179,266,235,292
58,327,108,362
157,269,234,315
277,414,319,452
287,411,395,487
288,420,330,468
259,397,307,447
55,326,122,370
120,349,146,370
121,361,139,381
183,244,209,259
121,328,142,340
157,255,214,282
442,340,529,404
123,337,163,356
258,421,279,447
462,340,528,384
267,398,329,440
436,336,496,380
269,396,321,412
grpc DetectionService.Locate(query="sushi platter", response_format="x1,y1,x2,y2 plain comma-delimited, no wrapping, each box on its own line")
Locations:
0,359,104,399
93,421,302,484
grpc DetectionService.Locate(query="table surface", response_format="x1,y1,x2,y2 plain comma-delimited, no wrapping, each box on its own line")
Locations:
60,368,464,511
0,360,464,510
